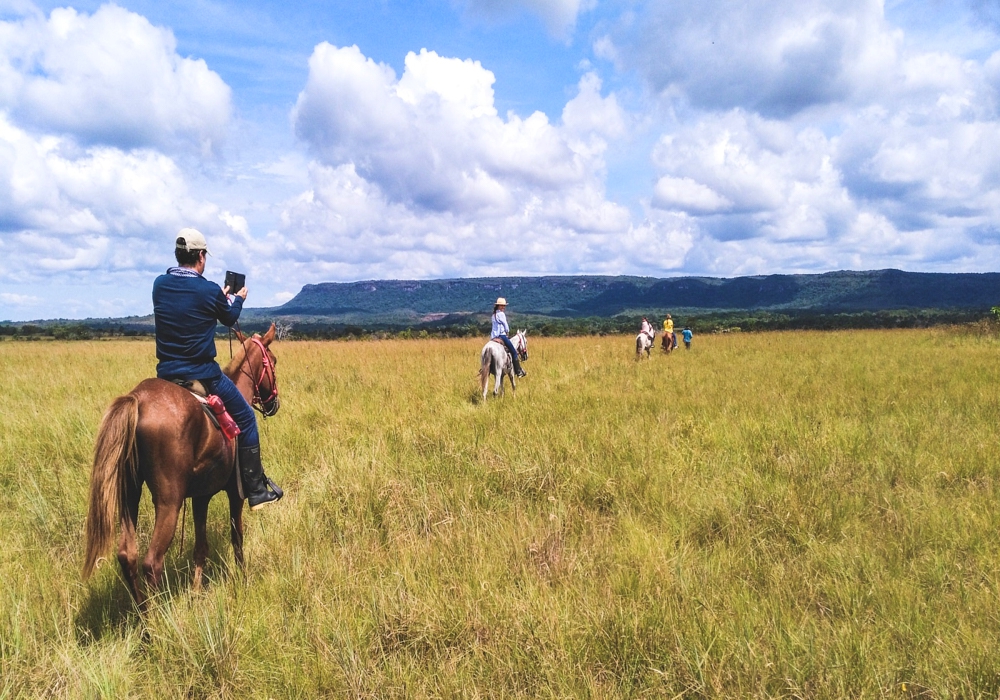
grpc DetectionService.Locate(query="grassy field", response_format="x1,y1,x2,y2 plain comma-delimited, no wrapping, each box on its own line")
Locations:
3,329,1000,697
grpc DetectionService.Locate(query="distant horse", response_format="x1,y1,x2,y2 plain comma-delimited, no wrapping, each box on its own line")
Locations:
636,330,655,359
661,331,675,354
82,324,280,607
479,330,528,400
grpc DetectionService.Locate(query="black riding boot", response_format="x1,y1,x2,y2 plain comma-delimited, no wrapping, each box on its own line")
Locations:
239,443,283,510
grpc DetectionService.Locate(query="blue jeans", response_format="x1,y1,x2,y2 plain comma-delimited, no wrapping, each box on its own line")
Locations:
497,334,525,374
203,374,258,446
498,335,518,358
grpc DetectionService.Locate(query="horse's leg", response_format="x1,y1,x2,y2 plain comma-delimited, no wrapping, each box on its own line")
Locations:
480,356,489,400
191,496,210,592
116,479,143,606
228,490,245,570
142,497,182,598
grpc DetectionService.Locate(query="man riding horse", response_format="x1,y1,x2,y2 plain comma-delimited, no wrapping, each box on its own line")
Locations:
152,228,282,510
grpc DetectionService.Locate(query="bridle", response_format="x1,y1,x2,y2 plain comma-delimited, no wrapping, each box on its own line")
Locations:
240,336,279,417
515,331,528,362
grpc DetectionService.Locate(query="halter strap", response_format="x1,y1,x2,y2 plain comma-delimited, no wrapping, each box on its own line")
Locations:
235,335,278,415
249,337,278,410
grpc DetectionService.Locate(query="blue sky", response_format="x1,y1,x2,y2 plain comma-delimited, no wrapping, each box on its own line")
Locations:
3,0,1000,319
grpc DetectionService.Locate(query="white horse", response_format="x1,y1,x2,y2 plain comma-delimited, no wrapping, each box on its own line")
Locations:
479,330,528,399
635,330,655,360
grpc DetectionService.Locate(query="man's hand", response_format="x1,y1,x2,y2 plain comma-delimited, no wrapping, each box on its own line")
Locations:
222,285,248,300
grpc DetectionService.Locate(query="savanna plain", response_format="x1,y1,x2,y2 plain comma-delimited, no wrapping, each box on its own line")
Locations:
3,329,1000,698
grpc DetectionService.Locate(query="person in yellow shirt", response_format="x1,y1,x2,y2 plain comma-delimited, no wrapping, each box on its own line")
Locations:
662,314,676,351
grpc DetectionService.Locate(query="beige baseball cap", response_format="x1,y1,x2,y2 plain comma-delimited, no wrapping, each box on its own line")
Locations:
496,297,507,306
175,227,210,254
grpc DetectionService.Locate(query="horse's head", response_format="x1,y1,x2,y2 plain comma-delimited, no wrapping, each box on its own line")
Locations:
235,323,280,417
516,329,528,361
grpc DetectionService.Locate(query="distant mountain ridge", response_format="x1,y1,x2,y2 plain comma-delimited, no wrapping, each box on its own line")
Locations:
7,269,999,330
269,270,1000,322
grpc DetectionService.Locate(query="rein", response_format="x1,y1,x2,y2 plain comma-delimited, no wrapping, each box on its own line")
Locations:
231,322,279,417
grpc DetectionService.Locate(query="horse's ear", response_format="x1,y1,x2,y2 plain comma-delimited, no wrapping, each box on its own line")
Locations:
262,322,276,345
234,328,246,343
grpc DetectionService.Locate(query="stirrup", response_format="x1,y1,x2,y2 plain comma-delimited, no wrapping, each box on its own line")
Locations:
265,476,284,499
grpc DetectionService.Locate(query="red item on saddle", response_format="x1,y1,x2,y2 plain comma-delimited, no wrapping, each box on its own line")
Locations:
205,394,241,440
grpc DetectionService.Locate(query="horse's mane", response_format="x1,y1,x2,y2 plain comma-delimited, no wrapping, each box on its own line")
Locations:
224,336,256,376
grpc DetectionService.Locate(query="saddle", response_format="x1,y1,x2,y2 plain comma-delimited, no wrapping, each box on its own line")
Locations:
170,379,240,440
492,337,519,362
173,378,208,396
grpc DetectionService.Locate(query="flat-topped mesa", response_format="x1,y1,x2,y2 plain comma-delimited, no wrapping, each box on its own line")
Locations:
272,270,1000,320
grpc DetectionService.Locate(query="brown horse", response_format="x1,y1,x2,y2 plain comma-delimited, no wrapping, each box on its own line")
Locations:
661,331,675,354
82,324,280,607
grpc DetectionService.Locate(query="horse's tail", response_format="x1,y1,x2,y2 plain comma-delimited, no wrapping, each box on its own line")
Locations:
479,347,490,394
83,394,139,580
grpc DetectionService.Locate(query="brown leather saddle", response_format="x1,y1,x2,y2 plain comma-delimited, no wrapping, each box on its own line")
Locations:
170,379,222,432
170,378,244,499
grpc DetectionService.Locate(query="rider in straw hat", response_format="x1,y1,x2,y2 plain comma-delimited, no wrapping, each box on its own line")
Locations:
491,297,526,377
151,228,282,510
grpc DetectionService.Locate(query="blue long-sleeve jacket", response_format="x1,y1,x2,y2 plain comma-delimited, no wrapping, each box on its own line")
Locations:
152,270,244,380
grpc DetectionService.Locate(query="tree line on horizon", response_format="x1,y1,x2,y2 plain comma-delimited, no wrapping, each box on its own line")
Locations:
1,308,991,341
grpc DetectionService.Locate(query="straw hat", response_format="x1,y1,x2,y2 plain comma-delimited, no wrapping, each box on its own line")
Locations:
495,297,507,306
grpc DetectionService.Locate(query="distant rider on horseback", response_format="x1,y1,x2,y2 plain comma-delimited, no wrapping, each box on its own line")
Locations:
663,314,677,350
152,228,282,510
492,298,526,377
640,317,654,344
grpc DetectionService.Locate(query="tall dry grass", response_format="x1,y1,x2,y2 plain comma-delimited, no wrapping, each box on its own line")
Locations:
2,329,1000,697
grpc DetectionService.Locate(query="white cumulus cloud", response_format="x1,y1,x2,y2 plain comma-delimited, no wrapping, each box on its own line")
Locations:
599,0,898,116
277,45,662,282
608,0,1000,274
0,114,224,281
0,4,231,154
0,3,248,318
293,46,612,214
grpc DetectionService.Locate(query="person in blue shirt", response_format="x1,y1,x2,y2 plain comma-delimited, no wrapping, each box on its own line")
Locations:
682,327,693,350
491,297,526,377
152,228,282,510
